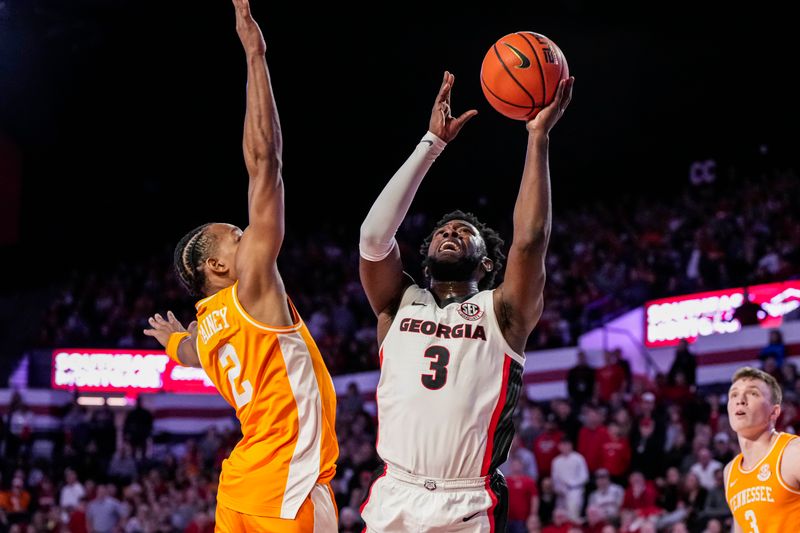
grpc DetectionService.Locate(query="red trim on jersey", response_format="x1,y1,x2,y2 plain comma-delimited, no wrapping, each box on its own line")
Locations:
360,464,388,533
485,475,498,532
375,347,384,452
481,355,511,476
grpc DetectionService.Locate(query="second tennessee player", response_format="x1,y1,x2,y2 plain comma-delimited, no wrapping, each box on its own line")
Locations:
143,1,338,531
725,367,800,533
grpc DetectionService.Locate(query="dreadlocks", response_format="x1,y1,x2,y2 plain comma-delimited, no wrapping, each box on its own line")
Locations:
419,210,505,290
174,223,216,298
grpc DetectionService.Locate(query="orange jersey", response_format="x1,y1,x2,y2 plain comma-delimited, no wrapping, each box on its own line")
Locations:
726,432,800,533
194,282,338,519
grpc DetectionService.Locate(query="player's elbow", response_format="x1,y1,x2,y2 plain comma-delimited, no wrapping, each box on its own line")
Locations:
251,150,283,177
249,171,284,198
359,220,391,247
244,132,283,172
512,229,549,255
359,223,379,244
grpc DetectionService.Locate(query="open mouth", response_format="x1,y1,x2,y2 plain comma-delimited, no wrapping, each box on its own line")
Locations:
439,241,460,253
735,410,746,417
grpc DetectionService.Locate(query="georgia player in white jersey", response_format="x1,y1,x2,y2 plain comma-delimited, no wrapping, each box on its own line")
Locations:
358,71,574,532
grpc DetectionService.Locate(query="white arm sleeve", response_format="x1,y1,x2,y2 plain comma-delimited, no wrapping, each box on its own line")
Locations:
359,131,447,262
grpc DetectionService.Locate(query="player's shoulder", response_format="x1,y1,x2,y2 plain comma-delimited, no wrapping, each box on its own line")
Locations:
724,457,736,482
399,283,428,304
782,434,800,458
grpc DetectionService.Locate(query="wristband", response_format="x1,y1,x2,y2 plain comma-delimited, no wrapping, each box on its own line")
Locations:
166,332,191,365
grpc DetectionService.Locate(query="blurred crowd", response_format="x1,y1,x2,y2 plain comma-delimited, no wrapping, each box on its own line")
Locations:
495,332,798,533
1,332,797,532
29,166,800,374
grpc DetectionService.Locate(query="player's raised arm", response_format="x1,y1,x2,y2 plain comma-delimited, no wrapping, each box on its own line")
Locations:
230,0,288,316
359,72,476,320
494,77,573,352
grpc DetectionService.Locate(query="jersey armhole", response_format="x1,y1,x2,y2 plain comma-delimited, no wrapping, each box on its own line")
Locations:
231,282,303,333
724,457,738,499
487,289,525,366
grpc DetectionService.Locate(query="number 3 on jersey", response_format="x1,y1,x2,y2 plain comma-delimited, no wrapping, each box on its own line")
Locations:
421,346,450,390
744,509,760,533
219,343,253,408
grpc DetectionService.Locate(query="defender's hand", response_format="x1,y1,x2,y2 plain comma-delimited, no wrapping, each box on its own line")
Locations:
143,311,196,348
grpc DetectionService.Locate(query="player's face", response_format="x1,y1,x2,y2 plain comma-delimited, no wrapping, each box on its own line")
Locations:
427,220,485,263
728,378,779,436
425,220,488,283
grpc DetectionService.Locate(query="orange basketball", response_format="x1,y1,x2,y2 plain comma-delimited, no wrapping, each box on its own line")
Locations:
480,32,569,121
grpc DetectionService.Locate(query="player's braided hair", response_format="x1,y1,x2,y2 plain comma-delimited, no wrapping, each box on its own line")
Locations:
174,223,216,298
419,210,505,290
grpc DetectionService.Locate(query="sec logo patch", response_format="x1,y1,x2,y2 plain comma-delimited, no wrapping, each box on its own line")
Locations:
458,302,484,321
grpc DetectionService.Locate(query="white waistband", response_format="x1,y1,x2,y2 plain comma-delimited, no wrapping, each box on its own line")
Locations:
384,463,489,491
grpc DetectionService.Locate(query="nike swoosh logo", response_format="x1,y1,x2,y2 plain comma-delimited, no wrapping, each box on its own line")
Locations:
729,479,738,487
503,43,531,69
463,512,480,522
412,302,427,306
421,140,433,146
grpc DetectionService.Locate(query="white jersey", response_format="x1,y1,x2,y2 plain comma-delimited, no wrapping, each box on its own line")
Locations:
376,285,525,479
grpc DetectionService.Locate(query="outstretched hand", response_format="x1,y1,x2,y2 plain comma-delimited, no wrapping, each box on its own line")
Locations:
143,311,197,349
527,76,574,134
233,0,266,55
428,71,478,143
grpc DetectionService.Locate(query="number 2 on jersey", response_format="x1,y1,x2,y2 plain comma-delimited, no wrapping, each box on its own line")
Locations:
744,509,760,533
421,346,450,390
219,343,253,408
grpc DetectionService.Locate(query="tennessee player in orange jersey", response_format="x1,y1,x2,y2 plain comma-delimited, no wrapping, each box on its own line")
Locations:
142,1,338,531
725,366,800,533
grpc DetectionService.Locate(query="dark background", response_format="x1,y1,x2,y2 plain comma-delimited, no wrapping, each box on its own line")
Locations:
0,1,797,288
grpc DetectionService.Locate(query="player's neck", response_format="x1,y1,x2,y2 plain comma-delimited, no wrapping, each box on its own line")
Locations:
739,428,780,468
429,280,479,306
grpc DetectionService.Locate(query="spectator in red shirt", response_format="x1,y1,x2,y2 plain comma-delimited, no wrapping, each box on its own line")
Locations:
534,416,565,478
67,497,88,533
659,371,692,406
35,477,57,512
184,507,214,533
506,457,539,533
583,505,610,533
622,471,659,516
596,350,626,403
541,507,579,533
599,421,631,481
577,406,610,473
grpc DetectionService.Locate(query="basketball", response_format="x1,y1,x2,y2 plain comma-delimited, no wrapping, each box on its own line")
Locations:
480,32,569,121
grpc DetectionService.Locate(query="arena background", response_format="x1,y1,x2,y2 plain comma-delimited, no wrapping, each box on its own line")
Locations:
0,1,799,532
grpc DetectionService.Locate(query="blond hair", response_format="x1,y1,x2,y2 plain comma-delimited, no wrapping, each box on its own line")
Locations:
731,366,782,405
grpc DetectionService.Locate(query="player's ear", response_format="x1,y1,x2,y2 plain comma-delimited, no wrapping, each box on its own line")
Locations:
206,257,228,275
771,403,782,426
481,256,493,273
